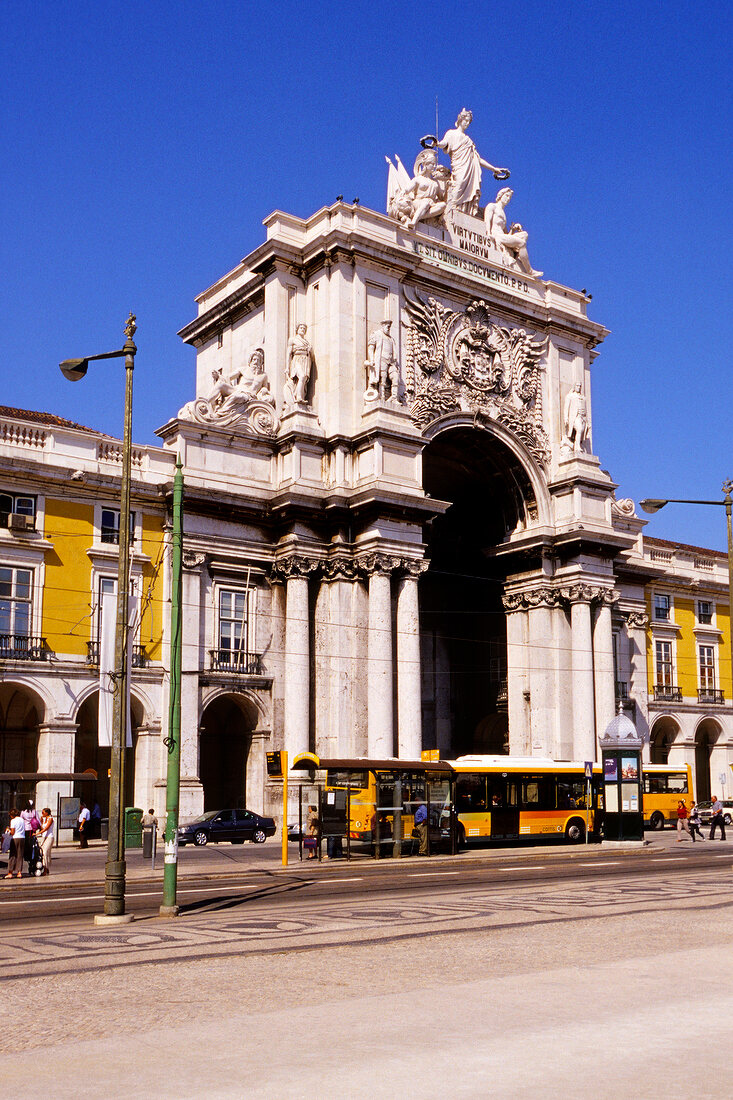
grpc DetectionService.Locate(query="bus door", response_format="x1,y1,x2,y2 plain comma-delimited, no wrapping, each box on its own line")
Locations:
488,775,520,839
320,788,347,859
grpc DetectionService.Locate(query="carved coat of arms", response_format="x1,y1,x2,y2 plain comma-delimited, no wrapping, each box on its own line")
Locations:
403,291,548,466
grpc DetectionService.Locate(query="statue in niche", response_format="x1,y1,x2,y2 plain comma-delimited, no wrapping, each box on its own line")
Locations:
386,148,450,231
365,319,401,404
434,108,509,217
562,383,589,453
283,323,313,408
484,188,542,278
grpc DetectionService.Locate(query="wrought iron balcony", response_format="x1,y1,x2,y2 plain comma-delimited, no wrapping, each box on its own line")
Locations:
86,641,149,668
653,684,682,702
0,634,50,660
698,688,725,704
209,648,263,674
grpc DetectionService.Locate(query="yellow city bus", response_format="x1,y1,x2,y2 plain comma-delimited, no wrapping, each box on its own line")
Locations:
450,755,602,845
642,763,694,830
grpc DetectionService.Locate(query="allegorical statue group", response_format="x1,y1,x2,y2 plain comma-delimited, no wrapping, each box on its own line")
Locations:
386,108,541,278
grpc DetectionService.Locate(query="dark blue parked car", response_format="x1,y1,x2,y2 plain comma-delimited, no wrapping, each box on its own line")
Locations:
178,808,276,846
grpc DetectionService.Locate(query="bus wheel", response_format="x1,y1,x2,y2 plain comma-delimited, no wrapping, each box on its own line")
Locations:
565,819,585,843
650,812,665,831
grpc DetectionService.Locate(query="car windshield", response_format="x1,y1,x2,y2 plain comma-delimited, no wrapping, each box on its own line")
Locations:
698,802,713,811
183,812,218,825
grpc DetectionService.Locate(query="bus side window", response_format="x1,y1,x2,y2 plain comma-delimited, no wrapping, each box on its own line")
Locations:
456,774,486,812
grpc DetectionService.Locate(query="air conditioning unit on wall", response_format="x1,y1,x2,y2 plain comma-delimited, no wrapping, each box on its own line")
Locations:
8,513,34,531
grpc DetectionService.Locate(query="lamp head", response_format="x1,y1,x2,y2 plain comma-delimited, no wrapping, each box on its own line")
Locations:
639,498,667,514
60,358,89,382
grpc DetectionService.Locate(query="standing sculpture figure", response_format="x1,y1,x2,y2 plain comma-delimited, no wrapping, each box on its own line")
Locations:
484,188,542,277
365,319,400,403
563,383,589,453
283,323,313,407
437,109,509,217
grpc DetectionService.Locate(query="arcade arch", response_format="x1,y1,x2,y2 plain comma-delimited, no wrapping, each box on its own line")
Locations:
199,692,259,811
420,423,543,758
74,692,145,815
649,716,680,764
694,717,722,804
0,682,44,810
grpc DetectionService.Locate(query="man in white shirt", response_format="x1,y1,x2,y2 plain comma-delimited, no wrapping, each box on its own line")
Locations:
78,801,91,849
709,795,727,840
4,808,25,878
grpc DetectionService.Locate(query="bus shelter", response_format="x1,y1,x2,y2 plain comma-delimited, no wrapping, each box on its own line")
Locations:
290,755,457,861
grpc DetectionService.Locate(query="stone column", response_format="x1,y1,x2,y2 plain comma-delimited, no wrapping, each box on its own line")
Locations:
568,588,596,761
36,720,77,838
396,565,424,759
179,552,207,818
626,611,650,756
593,597,617,743
283,564,312,760
247,730,269,815
133,721,162,813
504,603,529,756
366,557,394,758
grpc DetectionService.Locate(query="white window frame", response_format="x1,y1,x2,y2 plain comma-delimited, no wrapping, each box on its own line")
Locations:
217,586,257,658
697,599,715,626
653,592,671,622
99,506,137,546
0,564,33,638
655,639,674,686
698,644,717,691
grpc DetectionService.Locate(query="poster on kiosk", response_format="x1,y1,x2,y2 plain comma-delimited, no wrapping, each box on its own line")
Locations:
600,710,644,843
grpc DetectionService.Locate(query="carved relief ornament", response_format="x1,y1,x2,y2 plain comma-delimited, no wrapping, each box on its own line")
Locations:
403,289,549,467
269,556,322,583
624,610,649,628
182,550,207,570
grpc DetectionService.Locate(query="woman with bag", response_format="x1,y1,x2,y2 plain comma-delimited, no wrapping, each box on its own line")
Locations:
304,816,319,860
36,808,54,875
689,801,705,843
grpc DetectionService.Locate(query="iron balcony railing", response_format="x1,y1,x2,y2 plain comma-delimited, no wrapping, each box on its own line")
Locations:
698,688,725,704
653,684,682,701
209,648,263,674
86,641,149,668
0,634,50,661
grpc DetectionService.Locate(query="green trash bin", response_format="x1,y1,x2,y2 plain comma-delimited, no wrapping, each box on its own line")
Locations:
124,807,143,849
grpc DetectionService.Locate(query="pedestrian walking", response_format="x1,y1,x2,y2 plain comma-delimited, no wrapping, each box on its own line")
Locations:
90,800,102,839
78,801,91,848
709,795,727,840
4,808,25,879
689,801,705,842
676,800,691,842
36,807,54,875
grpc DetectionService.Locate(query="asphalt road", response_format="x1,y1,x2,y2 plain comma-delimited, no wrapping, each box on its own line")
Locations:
2,828,730,927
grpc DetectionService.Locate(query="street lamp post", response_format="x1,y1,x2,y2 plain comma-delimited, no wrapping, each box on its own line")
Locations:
60,312,137,924
640,481,733,701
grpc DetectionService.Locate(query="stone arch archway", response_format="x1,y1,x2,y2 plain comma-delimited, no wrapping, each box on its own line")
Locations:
0,682,45,810
74,692,146,818
693,717,723,803
199,692,259,811
649,716,681,764
420,421,546,757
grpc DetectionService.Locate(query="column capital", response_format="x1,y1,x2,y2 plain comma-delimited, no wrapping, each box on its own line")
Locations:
502,585,565,612
270,554,322,583
182,550,207,571
559,583,618,606
358,553,428,578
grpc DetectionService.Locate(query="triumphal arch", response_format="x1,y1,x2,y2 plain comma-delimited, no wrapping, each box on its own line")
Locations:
162,109,637,799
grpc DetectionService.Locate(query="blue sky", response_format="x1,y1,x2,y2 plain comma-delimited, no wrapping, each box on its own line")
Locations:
2,0,731,548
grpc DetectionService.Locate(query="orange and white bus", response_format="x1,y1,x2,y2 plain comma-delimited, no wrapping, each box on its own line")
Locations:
642,763,694,830
451,756,602,845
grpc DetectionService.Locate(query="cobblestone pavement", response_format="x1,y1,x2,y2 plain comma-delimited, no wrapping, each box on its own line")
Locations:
4,855,732,1098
